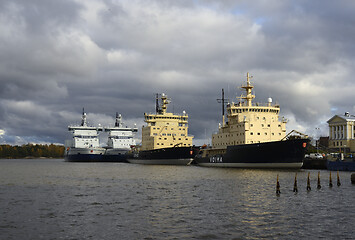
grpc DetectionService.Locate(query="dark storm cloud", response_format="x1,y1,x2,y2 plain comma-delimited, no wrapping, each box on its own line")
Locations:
8,0,81,29
0,0,354,145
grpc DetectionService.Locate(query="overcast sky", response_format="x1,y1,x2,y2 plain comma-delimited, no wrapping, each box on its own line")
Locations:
1,0,355,146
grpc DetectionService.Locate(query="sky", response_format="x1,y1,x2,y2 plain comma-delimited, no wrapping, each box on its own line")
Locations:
1,0,355,146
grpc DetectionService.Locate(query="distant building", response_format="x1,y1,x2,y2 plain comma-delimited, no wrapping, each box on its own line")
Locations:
327,112,355,153
319,136,329,148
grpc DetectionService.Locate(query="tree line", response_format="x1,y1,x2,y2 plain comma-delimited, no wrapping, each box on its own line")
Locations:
0,144,65,159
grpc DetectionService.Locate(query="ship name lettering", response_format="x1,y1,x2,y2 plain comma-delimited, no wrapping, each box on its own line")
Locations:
210,156,223,163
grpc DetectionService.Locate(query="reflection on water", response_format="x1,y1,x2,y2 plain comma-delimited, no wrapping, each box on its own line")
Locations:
0,159,354,239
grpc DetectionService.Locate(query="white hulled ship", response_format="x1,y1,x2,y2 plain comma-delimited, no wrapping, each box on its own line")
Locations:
195,73,310,168
64,109,105,162
128,93,199,165
103,113,138,162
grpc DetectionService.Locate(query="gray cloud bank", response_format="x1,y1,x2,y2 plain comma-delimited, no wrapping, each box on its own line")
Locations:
1,0,354,145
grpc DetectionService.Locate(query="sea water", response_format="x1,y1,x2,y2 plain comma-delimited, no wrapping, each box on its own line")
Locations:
0,159,354,239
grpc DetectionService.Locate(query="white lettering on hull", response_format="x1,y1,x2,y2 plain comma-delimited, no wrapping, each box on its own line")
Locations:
198,162,303,168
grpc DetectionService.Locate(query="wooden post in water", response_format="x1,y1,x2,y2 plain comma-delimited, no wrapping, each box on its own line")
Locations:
317,171,321,189
307,172,311,191
276,174,281,195
352,173,355,184
329,171,333,187
293,173,298,192
337,171,341,186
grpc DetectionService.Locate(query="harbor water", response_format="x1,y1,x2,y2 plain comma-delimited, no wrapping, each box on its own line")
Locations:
0,159,354,239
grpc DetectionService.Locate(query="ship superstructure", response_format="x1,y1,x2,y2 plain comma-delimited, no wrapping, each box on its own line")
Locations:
195,73,309,168
141,93,193,150
64,109,105,162
128,93,198,165
212,72,287,148
103,113,138,161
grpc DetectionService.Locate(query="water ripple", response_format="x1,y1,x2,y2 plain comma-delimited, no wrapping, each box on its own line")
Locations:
0,159,354,239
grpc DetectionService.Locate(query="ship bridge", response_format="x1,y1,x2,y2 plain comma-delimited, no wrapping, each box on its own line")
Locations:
144,112,188,125
228,103,280,115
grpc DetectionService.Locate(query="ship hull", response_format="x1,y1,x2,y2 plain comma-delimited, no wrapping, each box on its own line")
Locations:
64,148,105,162
128,146,199,165
195,139,310,169
102,148,131,162
327,160,355,171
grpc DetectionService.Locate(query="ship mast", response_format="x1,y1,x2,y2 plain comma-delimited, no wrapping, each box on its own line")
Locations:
156,93,160,114
240,72,255,107
115,112,122,127
81,108,87,127
160,93,170,114
217,89,227,127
